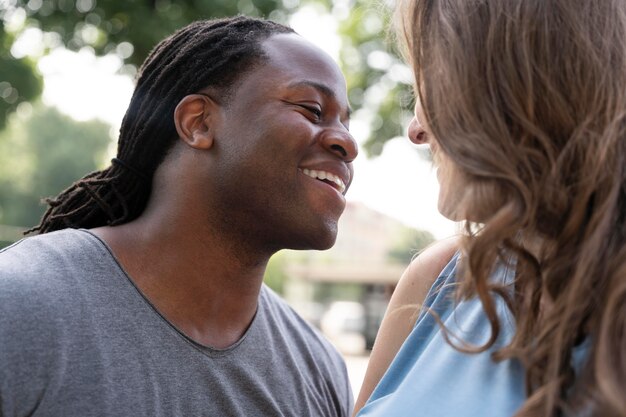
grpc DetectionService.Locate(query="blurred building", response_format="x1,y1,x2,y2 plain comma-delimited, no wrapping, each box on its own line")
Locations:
280,201,424,352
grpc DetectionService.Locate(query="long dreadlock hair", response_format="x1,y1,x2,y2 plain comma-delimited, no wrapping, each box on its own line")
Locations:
30,16,294,234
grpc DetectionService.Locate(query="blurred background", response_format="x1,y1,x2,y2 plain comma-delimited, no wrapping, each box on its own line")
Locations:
0,0,457,396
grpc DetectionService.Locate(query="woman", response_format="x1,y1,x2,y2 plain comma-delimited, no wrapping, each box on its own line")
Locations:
354,0,626,416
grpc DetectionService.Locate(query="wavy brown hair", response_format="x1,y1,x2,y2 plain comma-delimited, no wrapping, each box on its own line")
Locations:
395,0,626,415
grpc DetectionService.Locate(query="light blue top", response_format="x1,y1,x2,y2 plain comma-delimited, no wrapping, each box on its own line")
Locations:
357,253,526,417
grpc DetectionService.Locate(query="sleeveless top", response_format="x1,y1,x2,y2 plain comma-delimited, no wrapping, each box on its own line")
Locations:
357,253,527,417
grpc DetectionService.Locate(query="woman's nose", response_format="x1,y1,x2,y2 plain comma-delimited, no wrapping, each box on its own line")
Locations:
408,116,428,144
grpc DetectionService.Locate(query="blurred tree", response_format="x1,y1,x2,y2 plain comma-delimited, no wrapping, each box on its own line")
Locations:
264,250,289,295
2,0,289,67
0,20,43,129
386,226,435,264
0,104,111,239
336,0,414,156
1,0,413,155
0,0,290,128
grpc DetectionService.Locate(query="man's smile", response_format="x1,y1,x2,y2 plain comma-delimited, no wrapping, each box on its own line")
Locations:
300,168,347,194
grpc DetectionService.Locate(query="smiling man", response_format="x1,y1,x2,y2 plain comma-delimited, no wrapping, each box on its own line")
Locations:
0,16,357,416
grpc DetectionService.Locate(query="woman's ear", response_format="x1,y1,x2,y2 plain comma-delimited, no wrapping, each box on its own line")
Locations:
174,93,220,150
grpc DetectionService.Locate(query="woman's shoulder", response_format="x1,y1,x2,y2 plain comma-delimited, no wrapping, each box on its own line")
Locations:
352,235,461,415
395,235,461,307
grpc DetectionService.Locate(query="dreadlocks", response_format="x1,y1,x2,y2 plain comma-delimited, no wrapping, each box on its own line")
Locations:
30,16,294,234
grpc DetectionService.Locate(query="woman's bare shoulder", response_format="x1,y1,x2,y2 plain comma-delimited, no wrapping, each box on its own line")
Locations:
352,235,460,416
394,235,460,306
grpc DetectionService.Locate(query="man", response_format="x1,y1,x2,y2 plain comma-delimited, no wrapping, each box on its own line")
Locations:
0,16,357,416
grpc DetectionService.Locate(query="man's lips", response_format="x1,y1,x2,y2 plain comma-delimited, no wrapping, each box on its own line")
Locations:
300,168,347,194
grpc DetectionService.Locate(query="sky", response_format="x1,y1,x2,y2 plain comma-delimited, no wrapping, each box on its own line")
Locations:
21,6,457,239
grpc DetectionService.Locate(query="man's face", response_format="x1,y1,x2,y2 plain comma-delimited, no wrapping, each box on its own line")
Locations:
208,33,358,252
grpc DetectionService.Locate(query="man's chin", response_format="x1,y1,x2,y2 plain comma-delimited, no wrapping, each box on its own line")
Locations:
287,226,339,252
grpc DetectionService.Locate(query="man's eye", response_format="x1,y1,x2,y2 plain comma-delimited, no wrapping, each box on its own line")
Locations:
301,105,322,119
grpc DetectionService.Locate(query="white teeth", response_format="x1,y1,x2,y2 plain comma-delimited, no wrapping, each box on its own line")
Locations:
302,168,346,193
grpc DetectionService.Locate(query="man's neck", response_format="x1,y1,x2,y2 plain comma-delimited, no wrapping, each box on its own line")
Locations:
91,215,271,349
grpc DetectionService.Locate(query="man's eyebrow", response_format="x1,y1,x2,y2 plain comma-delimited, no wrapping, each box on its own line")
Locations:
287,80,352,118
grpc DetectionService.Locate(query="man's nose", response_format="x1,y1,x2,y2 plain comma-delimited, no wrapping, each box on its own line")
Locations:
320,128,359,163
408,116,428,144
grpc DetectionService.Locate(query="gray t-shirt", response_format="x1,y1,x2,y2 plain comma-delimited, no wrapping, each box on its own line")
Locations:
0,229,352,417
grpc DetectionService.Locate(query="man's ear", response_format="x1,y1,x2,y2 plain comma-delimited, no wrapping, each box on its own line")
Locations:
174,94,220,150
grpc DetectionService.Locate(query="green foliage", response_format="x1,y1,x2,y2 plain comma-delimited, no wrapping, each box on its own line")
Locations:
1,0,414,156
0,0,291,127
0,105,111,232
386,226,435,264
337,0,414,156
0,22,43,129
264,251,289,294
7,0,289,67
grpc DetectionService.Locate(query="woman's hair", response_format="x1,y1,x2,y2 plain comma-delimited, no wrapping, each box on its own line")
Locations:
396,0,626,415
30,16,293,234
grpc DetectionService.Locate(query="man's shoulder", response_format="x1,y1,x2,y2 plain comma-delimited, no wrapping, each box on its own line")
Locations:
0,229,106,325
257,285,352,414
259,285,321,336
0,228,104,271
259,285,346,364
1,228,95,263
